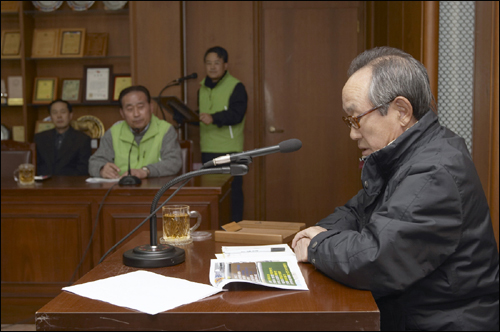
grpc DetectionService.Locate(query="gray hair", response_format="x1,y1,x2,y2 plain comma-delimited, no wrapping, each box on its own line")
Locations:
347,47,435,120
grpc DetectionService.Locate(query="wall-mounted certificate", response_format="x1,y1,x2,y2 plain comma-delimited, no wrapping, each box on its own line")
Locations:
113,75,132,101
61,79,81,103
59,28,85,57
83,65,112,102
1,30,21,59
32,28,59,58
33,77,58,104
7,76,23,106
84,33,108,56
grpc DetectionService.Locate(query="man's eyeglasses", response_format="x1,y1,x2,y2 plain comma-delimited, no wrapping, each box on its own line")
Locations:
342,99,394,129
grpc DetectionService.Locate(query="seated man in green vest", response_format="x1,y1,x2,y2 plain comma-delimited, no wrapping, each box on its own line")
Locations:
199,46,248,222
88,85,182,179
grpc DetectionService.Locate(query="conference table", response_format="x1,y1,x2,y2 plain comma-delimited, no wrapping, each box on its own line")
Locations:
35,231,380,331
1,174,232,324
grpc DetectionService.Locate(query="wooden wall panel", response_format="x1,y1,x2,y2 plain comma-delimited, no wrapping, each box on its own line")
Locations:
130,1,183,125
261,2,363,225
184,1,257,220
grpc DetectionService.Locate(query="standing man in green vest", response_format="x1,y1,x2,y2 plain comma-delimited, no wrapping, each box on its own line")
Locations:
89,85,182,179
199,46,248,222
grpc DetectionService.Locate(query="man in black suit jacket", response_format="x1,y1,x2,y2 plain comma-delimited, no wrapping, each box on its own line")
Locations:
34,99,91,175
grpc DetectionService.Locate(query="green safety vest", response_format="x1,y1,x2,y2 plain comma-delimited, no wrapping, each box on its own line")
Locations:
199,72,245,153
111,114,170,175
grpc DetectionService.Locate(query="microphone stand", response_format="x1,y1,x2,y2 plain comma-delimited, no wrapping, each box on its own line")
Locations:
156,80,180,123
123,163,249,268
119,143,142,186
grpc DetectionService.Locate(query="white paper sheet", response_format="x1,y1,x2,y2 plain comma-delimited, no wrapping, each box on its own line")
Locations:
86,177,120,183
62,270,224,315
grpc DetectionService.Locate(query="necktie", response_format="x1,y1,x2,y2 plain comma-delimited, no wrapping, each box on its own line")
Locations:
56,134,63,150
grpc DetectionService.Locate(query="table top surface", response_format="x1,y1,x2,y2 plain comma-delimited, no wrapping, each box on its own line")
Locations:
1,174,232,194
37,231,379,315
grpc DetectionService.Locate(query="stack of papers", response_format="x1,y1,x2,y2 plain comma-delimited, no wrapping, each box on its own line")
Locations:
210,244,309,291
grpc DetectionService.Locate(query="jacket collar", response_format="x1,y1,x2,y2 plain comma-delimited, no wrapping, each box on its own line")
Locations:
120,115,160,145
201,71,229,89
361,110,440,195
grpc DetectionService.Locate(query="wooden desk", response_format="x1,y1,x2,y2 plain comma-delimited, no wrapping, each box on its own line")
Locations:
36,231,380,331
1,175,232,324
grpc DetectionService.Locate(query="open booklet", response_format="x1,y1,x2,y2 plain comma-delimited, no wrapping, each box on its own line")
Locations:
209,244,309,291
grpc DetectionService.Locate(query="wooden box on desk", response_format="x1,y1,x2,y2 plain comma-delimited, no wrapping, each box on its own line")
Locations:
215,220,306,244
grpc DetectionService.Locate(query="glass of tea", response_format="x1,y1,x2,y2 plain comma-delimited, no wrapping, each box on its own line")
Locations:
160,205,201,245
13,163,35,185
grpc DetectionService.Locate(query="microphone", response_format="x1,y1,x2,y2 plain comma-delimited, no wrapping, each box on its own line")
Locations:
203,138,302,168
176,73,198,83
118,141,142,186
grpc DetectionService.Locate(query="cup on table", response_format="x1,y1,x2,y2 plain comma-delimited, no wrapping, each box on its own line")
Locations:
13,163,35,185
160,205,202,245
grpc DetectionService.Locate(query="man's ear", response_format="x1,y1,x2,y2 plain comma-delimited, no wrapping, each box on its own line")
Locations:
394,96,413,127
119,109,125,119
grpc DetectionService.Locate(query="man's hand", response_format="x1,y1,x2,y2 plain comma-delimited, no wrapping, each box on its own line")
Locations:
200,113,213,125
100,162,121,179
292,226,328,262
121,168,149,179
294,237,311,262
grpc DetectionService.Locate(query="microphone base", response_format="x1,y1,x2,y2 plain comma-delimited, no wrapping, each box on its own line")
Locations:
119,176,142,186
123,244,185,268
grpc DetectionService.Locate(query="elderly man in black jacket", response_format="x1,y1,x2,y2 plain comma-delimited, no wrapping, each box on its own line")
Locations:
292,47,499,331
35,99,91,176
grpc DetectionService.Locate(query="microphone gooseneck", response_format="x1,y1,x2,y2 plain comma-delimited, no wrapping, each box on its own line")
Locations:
202,138,303,168
176,72,198,83
118,141,142,186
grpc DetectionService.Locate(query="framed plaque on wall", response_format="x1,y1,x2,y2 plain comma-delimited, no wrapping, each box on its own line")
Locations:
32,28,59,58
1,30,21,59
61,78,81,103
83,65,112,103
33,77,58,104
59,28,85,57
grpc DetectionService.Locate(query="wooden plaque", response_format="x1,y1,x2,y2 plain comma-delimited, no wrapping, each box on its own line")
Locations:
84,33,108,57
33,77,58,104
32,28,59,58
112,74,132,101
1,30,21,59
59,28,85,57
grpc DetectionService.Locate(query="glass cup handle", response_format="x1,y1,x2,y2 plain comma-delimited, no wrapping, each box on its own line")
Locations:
13,169,19,182
189,210,202,232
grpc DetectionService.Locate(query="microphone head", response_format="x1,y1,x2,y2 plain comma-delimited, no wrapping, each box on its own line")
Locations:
190,73,198,79
279,138,302,153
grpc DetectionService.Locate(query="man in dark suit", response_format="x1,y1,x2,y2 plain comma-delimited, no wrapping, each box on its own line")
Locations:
34,99,91,175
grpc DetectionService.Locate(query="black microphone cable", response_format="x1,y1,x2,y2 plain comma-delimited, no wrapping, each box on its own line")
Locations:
67,182,118,285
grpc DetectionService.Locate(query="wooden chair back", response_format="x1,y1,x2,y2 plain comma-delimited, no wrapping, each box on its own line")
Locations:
1,140,37,176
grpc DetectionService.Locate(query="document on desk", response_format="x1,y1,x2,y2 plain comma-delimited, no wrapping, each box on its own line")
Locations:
86,177,120,183
62,270,224,315
210,244,309,291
